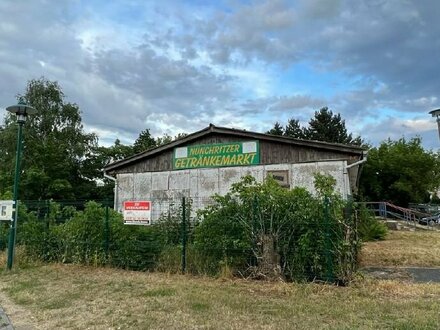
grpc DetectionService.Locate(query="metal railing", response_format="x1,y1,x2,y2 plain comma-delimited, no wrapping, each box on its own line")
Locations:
361,201,436,228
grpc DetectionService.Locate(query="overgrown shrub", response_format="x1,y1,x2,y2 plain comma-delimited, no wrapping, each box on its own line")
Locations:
193,174,359,283
357,204,388,241
194,193,252,276
17,201,169,270
108,216,164,270
13,175,360,284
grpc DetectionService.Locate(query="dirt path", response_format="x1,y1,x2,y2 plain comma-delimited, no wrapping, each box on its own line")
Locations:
0,287,39,330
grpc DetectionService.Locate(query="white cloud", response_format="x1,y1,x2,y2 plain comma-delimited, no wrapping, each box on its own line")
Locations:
0,0,439,149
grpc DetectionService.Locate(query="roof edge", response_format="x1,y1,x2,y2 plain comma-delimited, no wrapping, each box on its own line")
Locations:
104,124,365,172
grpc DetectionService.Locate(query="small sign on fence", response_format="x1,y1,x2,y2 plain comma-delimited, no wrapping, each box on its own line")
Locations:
123,201,152,225
0,200,14,221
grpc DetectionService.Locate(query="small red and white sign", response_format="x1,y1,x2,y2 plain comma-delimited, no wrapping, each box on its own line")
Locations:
123,201,152,225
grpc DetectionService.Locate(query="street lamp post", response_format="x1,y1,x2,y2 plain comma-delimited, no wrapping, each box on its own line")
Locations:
429,109,440,142
5,100,37,270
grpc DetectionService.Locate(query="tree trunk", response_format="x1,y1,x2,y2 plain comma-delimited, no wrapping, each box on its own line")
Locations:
258,234,284,281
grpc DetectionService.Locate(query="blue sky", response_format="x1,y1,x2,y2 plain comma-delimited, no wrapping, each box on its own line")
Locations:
0,0,439,149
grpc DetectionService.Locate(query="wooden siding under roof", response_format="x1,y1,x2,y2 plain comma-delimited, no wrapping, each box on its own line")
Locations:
105,125,365,174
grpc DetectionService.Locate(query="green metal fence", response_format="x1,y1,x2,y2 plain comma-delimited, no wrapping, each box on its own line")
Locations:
0,196,359,284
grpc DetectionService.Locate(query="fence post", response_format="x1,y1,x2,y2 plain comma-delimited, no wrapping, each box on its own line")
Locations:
323,196,334,283
251,195,258,267
104,203,110,263
44,200,50,260
181,197,187,274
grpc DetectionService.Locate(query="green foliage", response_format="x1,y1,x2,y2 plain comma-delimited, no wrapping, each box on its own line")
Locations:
357,205,388,241
431,195,440,204
194,193,252,275
155,134,173,146
12,177,359,283
0,78,98,200
193,175,359,283
314,172,337,197
133,129,156,154
268,107,362,145
305,107,362,145
16,201,169,270
157,245,182,273
266,122,284,136
154,200,192,246
108,217,163,270
284,118,307,139
0,78,190,202
359,137,440,206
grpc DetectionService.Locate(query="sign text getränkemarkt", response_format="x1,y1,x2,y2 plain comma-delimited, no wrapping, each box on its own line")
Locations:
173,141,259,170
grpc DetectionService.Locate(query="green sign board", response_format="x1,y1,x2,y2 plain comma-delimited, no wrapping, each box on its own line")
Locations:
173,141,259,170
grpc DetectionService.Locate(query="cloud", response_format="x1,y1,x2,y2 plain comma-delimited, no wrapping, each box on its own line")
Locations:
362,117,439,149
189,0,440,114
269,95,326,113
0,0,439,150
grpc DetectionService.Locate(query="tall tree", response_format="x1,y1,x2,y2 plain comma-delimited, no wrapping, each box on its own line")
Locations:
156,134,173,146
305,107,362,145
0,78,98,200
284,118,306,139
359,137,440,206
133,129,156,154
81,139,136,200
267,122,284,136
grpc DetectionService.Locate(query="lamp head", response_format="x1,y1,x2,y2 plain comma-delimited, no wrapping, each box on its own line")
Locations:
6,100,37,123
429,109,440,118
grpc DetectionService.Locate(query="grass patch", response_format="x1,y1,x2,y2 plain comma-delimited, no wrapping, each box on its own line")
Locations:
0,264,439,329
190,302,211,312
0,230,439,329
360,230,440,267
142,288,176,297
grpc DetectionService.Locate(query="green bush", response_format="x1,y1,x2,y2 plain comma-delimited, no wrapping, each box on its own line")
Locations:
157,245,182,273
17,201,168,270
14,175,360,284
194,193,252,276
56,201,107,265
357,205,388,241
108,217,164,270
193,175,359,283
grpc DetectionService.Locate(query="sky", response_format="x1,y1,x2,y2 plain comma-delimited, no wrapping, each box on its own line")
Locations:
0,0,439,149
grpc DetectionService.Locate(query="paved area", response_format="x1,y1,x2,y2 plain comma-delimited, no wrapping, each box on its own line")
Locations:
362,267,440,283
0,308,13,330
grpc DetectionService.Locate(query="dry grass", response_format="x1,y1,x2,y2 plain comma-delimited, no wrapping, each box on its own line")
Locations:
1,231,440,329
0,263,439,329
360,230,440,267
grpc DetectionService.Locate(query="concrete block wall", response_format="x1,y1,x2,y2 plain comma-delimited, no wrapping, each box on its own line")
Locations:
116,160,350,221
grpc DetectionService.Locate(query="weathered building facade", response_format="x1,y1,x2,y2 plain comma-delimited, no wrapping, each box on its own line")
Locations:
104,125,366,219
